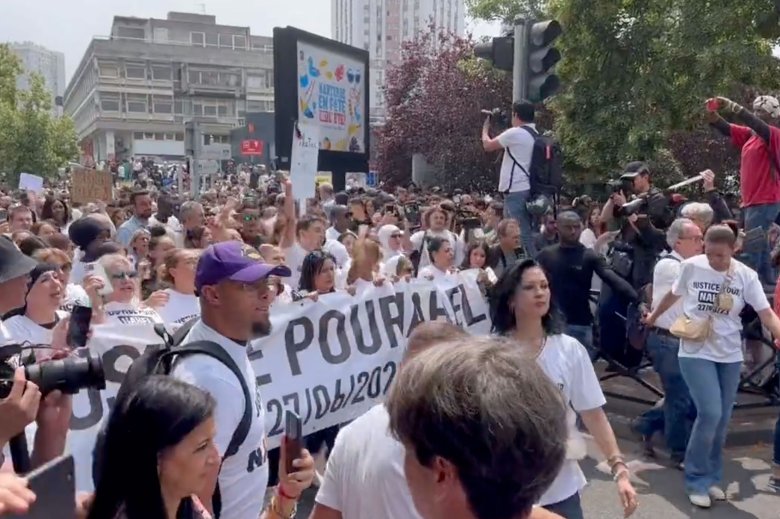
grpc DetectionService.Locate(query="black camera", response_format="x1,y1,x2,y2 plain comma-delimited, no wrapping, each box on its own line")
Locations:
0,355,106,398
481,108,509,127
615,196,648,217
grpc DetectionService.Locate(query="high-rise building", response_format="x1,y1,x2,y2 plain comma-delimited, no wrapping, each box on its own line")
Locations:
63,12,274,163
9,42,66,116
332,0,465,123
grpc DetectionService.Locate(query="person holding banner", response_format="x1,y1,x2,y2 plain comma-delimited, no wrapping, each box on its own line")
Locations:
293,251,343,302
346,239,389,296
377,224,406,279
417,237,456,282
96,254,165,327
490,260,638,518
156,249,201,333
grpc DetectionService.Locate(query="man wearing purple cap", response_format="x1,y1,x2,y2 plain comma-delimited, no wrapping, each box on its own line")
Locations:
171,241,315,519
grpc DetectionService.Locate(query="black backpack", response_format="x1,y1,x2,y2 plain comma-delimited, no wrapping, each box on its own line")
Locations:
506,126,564,197
93,319,253,516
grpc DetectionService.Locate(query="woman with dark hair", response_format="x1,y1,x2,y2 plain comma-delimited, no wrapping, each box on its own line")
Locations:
41,196,73,232
184,226,212,249
490,260,638,519
416,236,455,281
88,375,218,519
293,250,341,302
461,240,496,292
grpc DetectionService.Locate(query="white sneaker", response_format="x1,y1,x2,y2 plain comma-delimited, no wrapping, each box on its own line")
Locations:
708,486,727,501
689,494,712,508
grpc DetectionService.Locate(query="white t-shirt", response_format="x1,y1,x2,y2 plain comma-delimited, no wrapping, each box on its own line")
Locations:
0,320,11,346
417,264,455,283
284,241,308,290
579,228,597,249
173,321,268,519
323,239,350,269
4,311,68,355
497,125,536,193
672,255,768,363
409,229,464,269
61,283,90,313
156,289,200,332
534,334,607,506
316,404,421,519
149,214,184,247
651,252,684,331
103,302,165,327
325,226,341,242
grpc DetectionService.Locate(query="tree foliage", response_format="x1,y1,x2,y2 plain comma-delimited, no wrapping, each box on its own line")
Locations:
0,44,78,186
377,29,512,189
467,0,780,187
465,0,548,22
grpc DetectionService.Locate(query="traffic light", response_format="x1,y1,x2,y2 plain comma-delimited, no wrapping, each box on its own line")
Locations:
473,36,514,72
526,20,562,102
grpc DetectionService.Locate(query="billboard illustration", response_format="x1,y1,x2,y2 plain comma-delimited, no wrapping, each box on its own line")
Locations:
297,41,365,153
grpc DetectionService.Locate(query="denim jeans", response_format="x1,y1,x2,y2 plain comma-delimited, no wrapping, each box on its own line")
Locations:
504,190,537,257
645,331,695,459
743,202,780,285
566,324,595,360
678,357,742,495
543,492,583,519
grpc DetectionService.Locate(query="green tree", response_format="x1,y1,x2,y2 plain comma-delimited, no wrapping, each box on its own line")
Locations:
0,44,78,186
468,0,780,182
466,0,547,22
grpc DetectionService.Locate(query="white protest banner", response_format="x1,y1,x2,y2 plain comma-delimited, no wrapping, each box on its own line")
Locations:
18,173,44,194
290,122,319,206
60,275,490,492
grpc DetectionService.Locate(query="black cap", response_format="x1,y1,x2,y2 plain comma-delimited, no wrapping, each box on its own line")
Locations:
620,161,651,180
0,236,36,284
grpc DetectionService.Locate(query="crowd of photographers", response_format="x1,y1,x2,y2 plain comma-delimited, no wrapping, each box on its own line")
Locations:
0,93,777,518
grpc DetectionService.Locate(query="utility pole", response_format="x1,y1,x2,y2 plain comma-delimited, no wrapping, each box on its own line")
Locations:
512,19,529,102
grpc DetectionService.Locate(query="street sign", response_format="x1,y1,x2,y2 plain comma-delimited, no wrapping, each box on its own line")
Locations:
200,144,232,161
241,139,264,156
366,170,378,187
196,159,220,175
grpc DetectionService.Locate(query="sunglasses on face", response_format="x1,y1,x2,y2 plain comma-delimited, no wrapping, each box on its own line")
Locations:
110,271,138,281
390,234,402,239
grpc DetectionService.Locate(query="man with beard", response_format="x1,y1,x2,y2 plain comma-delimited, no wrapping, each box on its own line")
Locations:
172,241,316,519
116,190,154,247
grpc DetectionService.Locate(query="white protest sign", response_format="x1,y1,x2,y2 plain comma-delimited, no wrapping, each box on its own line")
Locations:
290,122,319,206
61,275,490,492
18,173,44,194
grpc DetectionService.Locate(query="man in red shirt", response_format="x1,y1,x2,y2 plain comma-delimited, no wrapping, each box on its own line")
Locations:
707,95,780,285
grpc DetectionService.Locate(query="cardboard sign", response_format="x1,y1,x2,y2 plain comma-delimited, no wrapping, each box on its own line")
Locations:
18,173,44,193
71,169,113,204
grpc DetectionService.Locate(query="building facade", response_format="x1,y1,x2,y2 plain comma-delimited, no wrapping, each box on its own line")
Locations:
9,42,66,116
63,12,274,163
331,0,465,122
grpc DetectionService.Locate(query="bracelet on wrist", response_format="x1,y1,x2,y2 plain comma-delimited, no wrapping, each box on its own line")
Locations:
613,467,630,482
269,495,297,519
607,454,625,467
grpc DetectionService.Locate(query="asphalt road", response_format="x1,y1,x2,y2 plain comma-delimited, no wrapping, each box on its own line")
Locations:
294,438,780,518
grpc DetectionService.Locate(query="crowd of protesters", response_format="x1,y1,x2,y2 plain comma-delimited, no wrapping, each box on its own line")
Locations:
0,93,778,519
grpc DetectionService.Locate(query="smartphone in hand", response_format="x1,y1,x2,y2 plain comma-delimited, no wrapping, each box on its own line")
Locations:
6,455,76,519
67,305,92,348
284,411,303,475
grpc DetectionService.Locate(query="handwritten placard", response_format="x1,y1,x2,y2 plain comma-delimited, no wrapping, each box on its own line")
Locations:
71,169,113,204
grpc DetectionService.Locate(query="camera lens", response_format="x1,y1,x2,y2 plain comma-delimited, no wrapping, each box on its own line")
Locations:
25,355,106,396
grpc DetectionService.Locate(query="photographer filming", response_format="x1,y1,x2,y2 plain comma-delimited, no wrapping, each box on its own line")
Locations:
482,100,539,257
0,237,74,513
599,162,670,367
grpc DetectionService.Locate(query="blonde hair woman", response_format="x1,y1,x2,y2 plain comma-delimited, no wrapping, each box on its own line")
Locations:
156,249,202,332
347,239,388,296
95,254,165,328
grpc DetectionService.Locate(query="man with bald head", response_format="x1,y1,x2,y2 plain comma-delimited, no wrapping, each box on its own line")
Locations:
537,211,638,355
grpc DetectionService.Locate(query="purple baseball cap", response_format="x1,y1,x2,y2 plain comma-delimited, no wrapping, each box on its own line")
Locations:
195,241,291,292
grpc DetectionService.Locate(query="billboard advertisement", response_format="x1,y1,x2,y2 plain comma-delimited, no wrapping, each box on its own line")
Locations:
274,26,369,189
297,42,365,153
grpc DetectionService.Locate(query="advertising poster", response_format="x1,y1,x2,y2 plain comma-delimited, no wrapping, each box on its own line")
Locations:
297,41,365,153
290,122,320,204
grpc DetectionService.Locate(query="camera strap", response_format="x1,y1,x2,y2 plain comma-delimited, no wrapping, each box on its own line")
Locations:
504,147,530,194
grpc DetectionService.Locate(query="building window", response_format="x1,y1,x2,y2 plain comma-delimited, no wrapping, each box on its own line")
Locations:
190,32,205,46
152,96,173,114
203,104,217,117
100,93,120,111
247,75,265,89
151,65,171,80
127,94,148,113
133,132,144,140
233,35,247,49
206,33,218,47
98,62,119,78
116,26,145,39
175,133,184,141
173,99,183,114
125,64,146,80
